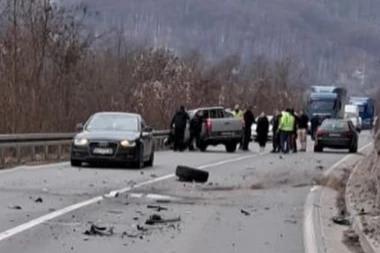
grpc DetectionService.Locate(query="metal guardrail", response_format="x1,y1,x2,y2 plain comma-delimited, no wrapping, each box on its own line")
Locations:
0,130,171,168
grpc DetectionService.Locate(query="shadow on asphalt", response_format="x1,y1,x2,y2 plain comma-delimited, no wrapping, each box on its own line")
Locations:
78,162,158,171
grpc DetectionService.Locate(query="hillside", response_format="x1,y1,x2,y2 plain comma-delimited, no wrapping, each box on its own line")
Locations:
61,0,380,94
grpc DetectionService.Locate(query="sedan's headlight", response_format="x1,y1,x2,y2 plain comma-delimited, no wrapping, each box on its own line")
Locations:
120,140,136,147
74,138,88,146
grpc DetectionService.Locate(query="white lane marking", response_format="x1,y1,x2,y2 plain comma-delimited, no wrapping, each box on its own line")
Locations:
324,141,373,176
303,141,373,253
0,152,263,242
0,196,102,242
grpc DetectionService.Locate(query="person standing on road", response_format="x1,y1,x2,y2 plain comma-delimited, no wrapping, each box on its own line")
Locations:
242,105,255,151
256,112,269,152
170,105,190,151
188,110,204,151
310,114,320,141
233,104,244,149
278,108,295,154
290,109,298,153
271,109,282,153
297,110,309,151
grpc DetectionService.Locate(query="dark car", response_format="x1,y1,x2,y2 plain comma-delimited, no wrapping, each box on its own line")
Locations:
314,118,358,153
70,112,155,168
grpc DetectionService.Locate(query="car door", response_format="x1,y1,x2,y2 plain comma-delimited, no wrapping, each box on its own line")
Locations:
140,119,153,157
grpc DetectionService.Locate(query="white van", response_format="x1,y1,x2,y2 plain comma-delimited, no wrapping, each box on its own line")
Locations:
344,104,362,132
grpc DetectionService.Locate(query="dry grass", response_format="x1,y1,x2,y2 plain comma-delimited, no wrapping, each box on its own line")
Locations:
0,0,307,134
343,228,365,253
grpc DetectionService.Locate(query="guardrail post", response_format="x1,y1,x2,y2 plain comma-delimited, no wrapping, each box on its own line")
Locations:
16,145,21,164
0,148,4,167
44,144,49,160
31,146,36,161
57,145,61,160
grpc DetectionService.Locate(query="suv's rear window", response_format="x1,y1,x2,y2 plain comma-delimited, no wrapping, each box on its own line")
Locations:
320,120,349,131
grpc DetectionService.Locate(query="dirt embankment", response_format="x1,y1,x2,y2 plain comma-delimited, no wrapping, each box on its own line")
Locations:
345,131,380,251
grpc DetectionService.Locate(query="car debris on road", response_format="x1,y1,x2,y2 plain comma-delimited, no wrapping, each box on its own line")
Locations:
332,215,351,226
35,197,43,203
8,205,22,210
240,209,250,216
83,224,114,236
147,205,168,211
145,214,181,225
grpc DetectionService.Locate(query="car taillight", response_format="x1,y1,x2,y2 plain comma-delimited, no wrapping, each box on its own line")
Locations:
316,130,325,137
205,118,212,132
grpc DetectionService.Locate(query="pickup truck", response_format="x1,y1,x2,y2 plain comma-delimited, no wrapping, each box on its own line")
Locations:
165,106,244,152
185,106,244,152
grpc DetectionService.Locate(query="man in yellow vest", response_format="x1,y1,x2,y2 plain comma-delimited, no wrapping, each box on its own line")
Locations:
233,104,244,149
277,108,295,153
233,104,243,118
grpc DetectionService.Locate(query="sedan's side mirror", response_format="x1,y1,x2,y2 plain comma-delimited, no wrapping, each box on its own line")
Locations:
76,123,84,132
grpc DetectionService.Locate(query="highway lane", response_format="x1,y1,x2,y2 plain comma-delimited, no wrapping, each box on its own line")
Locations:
0,131,374,253
0,146,259,233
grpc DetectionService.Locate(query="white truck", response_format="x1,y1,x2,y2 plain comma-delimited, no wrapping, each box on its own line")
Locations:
344,104,362,132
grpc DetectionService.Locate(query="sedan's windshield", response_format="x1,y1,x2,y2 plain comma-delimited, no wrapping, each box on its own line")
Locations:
85,114,139,132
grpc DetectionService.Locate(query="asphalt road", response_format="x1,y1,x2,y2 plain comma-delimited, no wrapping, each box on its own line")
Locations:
0,132,374,253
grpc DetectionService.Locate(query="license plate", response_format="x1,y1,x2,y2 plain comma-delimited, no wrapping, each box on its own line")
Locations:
221,132,234,136
93,148,113,154
329,133,341,137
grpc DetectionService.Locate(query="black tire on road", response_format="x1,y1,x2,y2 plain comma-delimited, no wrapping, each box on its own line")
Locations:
71,159,82,167
175,165,209,183
225,142,237,153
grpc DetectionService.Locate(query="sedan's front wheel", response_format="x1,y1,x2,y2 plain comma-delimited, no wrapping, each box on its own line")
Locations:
71,159,82,167
145,146,155,167
133,146,145,169
349,144,358,153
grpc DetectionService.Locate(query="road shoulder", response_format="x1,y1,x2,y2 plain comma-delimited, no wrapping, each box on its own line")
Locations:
346,148,380,253
304,143,373,253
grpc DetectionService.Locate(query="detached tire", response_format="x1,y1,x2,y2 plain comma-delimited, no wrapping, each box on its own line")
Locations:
175,165,209,183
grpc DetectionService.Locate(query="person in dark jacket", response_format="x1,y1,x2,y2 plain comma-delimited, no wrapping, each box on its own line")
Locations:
289,108,298,153
310,115,320,141
242,105,255,151
256,112,269,152
170,105,190,151
271,109,281,153
297,110,309,151
188,110,204,151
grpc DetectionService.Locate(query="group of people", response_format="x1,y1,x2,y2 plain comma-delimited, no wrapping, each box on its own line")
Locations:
232,104,270,152
168,104,313,154
270,108,309,153
169,105,205,151
231,105,312,154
